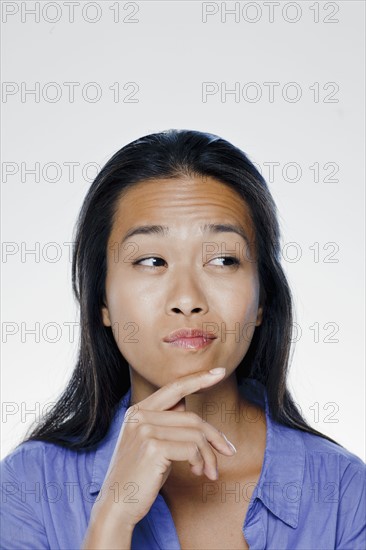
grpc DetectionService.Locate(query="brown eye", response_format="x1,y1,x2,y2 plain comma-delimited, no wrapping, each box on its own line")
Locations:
209,256,241,267
133,257,166,268
132,256,241,269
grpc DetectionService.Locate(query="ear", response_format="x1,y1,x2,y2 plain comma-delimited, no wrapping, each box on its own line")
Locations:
101,304,112,327
255,305,263,327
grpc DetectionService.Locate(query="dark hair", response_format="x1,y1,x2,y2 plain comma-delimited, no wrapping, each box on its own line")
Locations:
21,129,342,451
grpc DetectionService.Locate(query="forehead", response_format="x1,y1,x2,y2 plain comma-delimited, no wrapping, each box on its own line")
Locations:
111,176,255,240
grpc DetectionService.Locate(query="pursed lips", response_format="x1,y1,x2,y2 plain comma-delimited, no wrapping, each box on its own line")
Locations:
163,328,218,342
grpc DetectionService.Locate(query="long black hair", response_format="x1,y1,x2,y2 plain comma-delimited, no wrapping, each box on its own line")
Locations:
21,129,343,450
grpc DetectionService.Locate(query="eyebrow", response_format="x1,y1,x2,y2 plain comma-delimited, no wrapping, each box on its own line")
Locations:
120,223,250,247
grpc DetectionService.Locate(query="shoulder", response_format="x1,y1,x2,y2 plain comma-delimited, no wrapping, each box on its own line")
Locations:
299,430,366,547
1,440,56,482
0,441,60,548
1,437,94,479
297,429,366,493
1,438,95,506
272,421,365,510
2,438,78,472
300,429,366,474
269,419,365,499
1,439,96,549
273,426,366,548
2,438,63,463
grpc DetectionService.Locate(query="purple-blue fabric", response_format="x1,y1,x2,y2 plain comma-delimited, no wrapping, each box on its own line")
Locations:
1,379,365,549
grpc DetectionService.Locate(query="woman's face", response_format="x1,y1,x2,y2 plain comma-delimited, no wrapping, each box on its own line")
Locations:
102,175,263,391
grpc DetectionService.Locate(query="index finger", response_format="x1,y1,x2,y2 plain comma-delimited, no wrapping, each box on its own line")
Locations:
138,367,226,412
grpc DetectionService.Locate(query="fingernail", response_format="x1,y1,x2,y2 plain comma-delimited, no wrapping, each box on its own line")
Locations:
222,433,237,454
209,367,226,375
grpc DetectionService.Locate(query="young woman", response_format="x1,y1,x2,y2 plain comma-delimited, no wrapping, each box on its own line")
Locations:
1,130,365,550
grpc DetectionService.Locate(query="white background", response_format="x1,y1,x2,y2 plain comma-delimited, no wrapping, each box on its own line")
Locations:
1,1,365,461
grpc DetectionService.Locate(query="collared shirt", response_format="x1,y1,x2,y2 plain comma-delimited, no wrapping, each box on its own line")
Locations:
1,378,365,549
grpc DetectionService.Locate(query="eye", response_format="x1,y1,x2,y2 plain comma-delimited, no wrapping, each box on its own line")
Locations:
133,257,166,268
132,256,241,269
209,256,241,267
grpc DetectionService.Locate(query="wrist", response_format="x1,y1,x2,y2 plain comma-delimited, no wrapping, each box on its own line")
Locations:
90,498,136,532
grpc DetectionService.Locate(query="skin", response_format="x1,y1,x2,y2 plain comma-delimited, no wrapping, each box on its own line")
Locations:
101,175,266,492
82,368,238,549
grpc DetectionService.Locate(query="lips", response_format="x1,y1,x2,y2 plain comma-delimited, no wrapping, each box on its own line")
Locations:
163,328,217,343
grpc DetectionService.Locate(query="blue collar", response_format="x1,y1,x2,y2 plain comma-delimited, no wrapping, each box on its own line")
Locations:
89,378,305,529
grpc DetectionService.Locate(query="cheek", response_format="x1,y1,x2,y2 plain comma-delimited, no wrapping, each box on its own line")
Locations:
226,275,260,317
105,278,161,350
223,282,260,343
104,279,135,339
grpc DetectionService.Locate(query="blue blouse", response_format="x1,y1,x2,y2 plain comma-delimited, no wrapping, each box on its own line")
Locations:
1,378,365,549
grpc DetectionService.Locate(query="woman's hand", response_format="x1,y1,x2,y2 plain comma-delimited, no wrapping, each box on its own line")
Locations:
89,367,236,532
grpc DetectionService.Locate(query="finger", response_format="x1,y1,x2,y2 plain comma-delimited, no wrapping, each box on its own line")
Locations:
139,368,226,412
130,409,235,456
150,439,216,480
139,424,219,479
167,398,186,412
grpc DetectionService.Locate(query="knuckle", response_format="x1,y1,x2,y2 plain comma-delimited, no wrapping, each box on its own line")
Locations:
144,438,159,456
124,404,141,424
125,405,135,417
190,443,202,460
137,423,152,438
186,411,200,423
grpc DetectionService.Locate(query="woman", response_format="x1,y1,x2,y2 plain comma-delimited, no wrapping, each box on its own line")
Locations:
1,129,365,550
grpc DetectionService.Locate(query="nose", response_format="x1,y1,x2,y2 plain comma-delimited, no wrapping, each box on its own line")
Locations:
165,271,209,317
